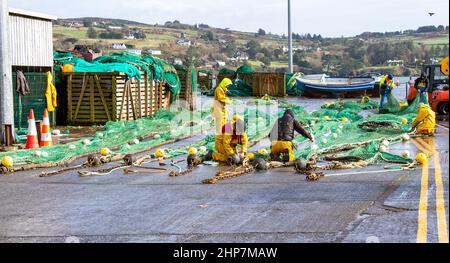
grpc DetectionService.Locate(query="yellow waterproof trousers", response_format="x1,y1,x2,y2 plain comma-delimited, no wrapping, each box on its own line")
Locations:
270,141,295,162
212,135,238,162
413,105,436,135
213,107,228,134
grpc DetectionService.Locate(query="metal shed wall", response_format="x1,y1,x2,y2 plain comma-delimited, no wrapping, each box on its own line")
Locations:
8,14,53,67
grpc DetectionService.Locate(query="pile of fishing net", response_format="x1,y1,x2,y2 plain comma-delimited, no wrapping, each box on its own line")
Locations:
207,78,254,97
246,98,416,168
54,51,181,101
2,97,418,172
290,103,415,166
380,93,421,115
210,65,255,97
0,109,213,167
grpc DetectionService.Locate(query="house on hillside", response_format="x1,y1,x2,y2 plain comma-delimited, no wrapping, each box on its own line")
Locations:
127,49,142,56
229,52,249,62
177,39,192,47
71,45,102,62
145,49,162,56
387,60,405,67
112,43,127,50
173,58,183,65
108,25,123,30
216,61,226,67
124,34,135,40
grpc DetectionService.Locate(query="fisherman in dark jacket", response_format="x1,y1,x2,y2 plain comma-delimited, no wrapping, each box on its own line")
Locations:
269,109,315,162
414,72,429,104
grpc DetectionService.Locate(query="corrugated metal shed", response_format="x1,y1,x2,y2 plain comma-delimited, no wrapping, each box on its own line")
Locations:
8,8,56,67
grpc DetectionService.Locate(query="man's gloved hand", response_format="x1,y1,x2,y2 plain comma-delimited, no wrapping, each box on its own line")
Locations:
228,154,241,166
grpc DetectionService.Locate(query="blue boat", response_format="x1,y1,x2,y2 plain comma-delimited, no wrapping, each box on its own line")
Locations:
296,75,378,98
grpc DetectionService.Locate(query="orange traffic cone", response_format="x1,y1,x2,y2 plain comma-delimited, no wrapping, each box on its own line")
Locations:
40,109,52,147
25,109,40,149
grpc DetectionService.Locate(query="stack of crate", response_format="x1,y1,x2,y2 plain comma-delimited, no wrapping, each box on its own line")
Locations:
65,72,170,125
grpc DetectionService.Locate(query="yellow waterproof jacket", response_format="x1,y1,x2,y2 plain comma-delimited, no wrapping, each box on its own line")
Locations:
221,122,248,155
45,72,58,112
379,75,395,90
213,121,248,161
412,104,436,134
212,78,232,114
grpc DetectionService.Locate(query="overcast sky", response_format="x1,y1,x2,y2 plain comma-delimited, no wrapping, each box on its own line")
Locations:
8,0,450,37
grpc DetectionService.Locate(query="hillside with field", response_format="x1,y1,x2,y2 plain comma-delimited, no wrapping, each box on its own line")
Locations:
53,18,449,76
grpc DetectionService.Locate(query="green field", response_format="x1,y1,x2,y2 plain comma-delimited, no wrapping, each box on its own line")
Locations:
270,61,288,68
413,35,449,46
53,25,88,39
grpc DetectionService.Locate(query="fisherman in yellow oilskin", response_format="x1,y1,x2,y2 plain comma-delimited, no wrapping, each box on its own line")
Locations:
411,103,436,136
204,115,248,165
212,78,233,134
269,109,315,163
379,74,395,113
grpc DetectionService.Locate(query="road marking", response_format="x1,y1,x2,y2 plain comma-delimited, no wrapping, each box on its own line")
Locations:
325,169,403,177
412,138,432,156
415,137,433,155
431,138,449,243
417,159,429,243
413,136,449,243
412,138,432,243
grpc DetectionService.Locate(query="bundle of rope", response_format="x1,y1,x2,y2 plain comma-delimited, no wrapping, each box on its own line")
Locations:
202,159,255,184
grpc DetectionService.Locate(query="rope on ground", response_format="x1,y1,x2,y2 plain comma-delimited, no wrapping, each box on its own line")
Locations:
202,159,255,184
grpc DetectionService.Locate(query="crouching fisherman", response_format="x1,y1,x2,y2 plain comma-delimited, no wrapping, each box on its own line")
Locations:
269,109,315,163
204,115,248,165
411,103,436,136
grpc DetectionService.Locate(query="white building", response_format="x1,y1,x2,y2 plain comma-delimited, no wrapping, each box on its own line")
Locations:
177,39,192,47
173,58,183,65
127,49,142,56
124,34,135,40
108,25,122,30
4,8,56,129
216,61,226,67
387,60,405,67
112,43,127,50
147,49,162,56
8,8,56,68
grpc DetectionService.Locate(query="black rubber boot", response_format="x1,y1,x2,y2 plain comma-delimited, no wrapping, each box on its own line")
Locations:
270,153,282,162
202,150,214,162
281,149,291,163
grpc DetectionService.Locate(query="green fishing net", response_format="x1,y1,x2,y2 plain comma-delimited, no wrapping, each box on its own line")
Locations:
286,72,304,95
2,94,418,170
218,68,236,76
381,94,421,115
54,51,181,102
236,64,254,74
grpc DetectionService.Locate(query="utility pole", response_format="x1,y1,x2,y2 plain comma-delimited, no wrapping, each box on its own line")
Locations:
288,0,293,73
0,0,14,144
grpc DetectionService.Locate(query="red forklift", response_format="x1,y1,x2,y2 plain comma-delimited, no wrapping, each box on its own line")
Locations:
407,56,449,115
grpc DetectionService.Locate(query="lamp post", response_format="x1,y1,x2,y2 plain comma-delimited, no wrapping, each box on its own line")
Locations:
288,0,293,73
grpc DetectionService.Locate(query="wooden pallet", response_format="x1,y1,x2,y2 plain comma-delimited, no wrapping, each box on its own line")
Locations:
176,66,196,110
65,72,169,125
217,72,286,97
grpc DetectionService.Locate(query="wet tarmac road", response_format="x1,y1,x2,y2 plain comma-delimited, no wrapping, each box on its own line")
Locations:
0,94,448,243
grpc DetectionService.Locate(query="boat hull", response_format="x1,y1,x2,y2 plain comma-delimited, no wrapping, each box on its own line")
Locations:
296,77,379,98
